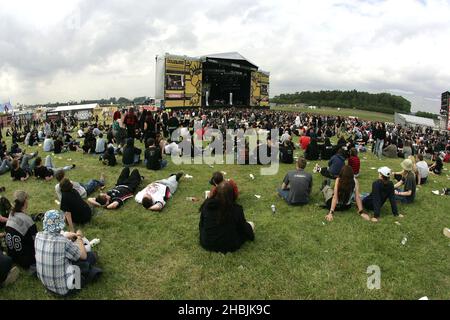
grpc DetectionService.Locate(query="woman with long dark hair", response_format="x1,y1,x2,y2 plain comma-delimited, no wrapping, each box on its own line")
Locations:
199,182,254,253
322,166,369,222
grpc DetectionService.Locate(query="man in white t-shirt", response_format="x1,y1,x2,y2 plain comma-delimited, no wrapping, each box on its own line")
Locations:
135,173,183,211
415,154,429,185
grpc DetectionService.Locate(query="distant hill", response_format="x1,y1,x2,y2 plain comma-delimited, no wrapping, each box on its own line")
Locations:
271,90,411,114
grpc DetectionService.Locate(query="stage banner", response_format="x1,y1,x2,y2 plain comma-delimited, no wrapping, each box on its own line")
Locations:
250,71,270,107
164,56,202,108
184,59,202,107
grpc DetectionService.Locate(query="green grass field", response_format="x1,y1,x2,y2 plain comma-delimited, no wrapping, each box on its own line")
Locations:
1,130,449,300
272,105,395,123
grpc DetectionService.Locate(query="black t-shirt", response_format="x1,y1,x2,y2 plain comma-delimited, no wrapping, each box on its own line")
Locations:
11,168,27,180
145,146,161,170
61,190,92,224
279,145,294,164
107,186,133,207
35,165,53,179
54,140,63,154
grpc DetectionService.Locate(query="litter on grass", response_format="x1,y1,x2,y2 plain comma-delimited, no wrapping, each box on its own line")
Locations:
254,195,261,199
249,174,255,180
370,167,376,170
432,190,440,195
395,221,401,226
185,174,193,179
401,237,408,245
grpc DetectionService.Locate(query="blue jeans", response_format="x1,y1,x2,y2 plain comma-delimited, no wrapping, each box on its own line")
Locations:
277,188,290,202
81,179,105,196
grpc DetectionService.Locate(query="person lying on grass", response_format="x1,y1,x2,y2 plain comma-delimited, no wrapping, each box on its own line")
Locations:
135,172,183,211
34,155,75,181
55,170,105,201
88,167,143,210
362,166,404,223
322,165,370,222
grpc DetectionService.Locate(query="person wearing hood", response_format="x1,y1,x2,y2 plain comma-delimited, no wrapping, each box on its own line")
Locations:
199,181,254,253
122,138,142,166
35,210,101,296
320,148,346,180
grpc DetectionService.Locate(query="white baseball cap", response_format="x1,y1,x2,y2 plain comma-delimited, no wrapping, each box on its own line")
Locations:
378,166,391,178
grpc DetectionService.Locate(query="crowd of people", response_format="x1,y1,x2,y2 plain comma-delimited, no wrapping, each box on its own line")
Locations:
1,106,449,295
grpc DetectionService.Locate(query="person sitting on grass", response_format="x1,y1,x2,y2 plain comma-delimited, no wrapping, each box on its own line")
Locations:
88,167,143,210
55,170,105,201
35,210,102,296
279,137,295,164
208,171,239,201
199,181,255,253
34,155,75,181
304,138,320,161
101,144,117,166
347,147,361,177
320,137,335,161
4,191,38,269
60,178,94,233
10,159,30,181
393,159,416,204
43,135,54,152
278,157,312,206
320,148,346,180
362,167,403,222
95,133,107,155
429,152,444,175
415,154,429,185
144,138,167,171
9,150,39,181
322,166,370,222
122,138,142,166
135,172,183,211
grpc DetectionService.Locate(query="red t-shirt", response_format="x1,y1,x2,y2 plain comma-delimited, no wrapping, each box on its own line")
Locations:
299,136,311,150
348,156,361,175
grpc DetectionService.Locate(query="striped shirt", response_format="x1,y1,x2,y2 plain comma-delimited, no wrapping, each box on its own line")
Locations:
35,231,81,296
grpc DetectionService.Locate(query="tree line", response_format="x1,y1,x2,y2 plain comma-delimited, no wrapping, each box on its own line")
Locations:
271,90,411,114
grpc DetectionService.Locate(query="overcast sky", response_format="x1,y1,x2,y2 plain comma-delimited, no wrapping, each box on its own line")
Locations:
1,0,449,113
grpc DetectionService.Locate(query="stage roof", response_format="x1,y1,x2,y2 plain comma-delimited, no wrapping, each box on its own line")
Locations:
201,52,259,69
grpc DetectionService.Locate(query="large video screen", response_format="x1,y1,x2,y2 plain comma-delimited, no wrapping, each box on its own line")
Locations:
166,74,185,90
